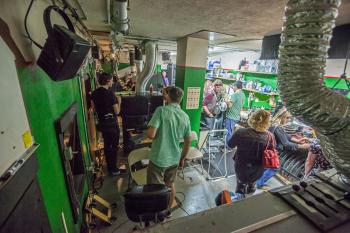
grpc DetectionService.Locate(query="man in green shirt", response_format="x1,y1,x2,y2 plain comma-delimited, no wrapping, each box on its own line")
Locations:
226,81,245,142
147,86,191,211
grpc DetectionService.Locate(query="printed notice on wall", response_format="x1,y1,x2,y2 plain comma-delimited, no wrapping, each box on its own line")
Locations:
186,87,201,109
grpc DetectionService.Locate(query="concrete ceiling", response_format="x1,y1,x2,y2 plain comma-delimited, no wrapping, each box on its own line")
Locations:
74,0,350,53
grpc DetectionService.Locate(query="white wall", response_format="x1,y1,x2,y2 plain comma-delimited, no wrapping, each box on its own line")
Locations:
209,50,349,76
0,0,79,62
209,51,261,70
325,59,350,76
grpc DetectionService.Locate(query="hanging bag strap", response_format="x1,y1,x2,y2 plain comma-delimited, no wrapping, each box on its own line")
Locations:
265,131,277,152
265,131,271,151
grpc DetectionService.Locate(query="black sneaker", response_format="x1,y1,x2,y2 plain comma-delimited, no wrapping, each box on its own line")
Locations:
165,210,172,218
110,170,121,176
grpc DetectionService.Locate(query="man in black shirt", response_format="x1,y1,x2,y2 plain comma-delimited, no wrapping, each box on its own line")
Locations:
92,73,121,175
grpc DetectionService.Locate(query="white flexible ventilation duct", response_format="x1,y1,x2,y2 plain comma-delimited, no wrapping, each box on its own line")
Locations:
279,0,350,180
135,41,157,93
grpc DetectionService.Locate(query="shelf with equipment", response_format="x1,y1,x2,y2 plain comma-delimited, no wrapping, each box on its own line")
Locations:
240,70,279,110
215,70,279,110
214,76,237,85
215,69,350,111
242,88,278,96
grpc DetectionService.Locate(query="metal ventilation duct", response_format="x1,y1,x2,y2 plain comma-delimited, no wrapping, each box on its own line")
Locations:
278,0,350,180
111,0,129,34
135,41,157,93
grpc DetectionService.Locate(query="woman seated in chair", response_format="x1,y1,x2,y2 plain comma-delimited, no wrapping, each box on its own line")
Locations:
228,109,271,198
270,108,310,153
304,139,332,179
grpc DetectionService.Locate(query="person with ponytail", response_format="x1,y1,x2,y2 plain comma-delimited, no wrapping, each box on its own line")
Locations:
270,107,310,152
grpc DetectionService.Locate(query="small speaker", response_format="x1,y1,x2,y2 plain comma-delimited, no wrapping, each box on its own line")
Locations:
37,6,91,81
135,46,142,60
162,52,170,61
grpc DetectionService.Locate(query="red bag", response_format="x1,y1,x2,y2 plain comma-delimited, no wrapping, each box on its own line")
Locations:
263,132,280,169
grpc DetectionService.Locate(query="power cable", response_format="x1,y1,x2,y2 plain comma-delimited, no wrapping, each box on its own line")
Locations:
217,38,263,46
24,0,43,49
175,192,190,216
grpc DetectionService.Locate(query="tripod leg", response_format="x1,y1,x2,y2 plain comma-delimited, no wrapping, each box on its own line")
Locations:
331,78,342,89
346,80,350,91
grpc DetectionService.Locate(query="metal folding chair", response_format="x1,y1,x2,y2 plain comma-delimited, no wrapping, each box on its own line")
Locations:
204,129,228,180
128,147,150,186
178,130,209,180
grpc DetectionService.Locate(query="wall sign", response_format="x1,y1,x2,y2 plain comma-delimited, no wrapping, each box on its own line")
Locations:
186,87,201,109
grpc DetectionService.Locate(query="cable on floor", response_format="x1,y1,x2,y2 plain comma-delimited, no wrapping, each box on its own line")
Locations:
175,192,190,216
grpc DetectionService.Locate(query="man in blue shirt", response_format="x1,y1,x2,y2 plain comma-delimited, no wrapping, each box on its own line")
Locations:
161,71,170,87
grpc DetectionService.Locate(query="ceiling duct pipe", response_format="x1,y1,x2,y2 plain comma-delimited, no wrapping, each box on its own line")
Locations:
111,0,129,35
135,41,157,93
278,0,350,180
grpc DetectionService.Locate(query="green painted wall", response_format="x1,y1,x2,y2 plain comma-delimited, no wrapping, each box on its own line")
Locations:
118,63,130,70
101,61,113,74
220,71,350,110
324,77,350,99
176,66,206,135
156,64,162,73
243,72,278,110
214,72,278,110
17,66,91,233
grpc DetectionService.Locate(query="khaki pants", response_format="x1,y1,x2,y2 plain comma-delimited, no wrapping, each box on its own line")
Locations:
147,161,178,184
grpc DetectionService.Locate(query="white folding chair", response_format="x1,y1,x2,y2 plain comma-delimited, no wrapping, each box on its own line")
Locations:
179,130,209,180
128,147,151,185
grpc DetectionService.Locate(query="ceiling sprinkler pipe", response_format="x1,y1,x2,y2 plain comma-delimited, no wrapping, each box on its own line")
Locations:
278,0,350,179
135,41,157,93
112,0,129,34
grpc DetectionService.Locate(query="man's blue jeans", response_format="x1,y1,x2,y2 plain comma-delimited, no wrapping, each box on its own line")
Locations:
225,118,239,142
256,168,278,187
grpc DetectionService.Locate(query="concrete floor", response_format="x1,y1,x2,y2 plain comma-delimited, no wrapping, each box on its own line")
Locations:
91,161,283,233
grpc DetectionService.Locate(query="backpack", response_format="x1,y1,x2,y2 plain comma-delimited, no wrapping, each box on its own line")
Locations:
215,190,242,206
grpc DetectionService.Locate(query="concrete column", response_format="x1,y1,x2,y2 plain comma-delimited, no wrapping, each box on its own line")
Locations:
176,37,208,134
